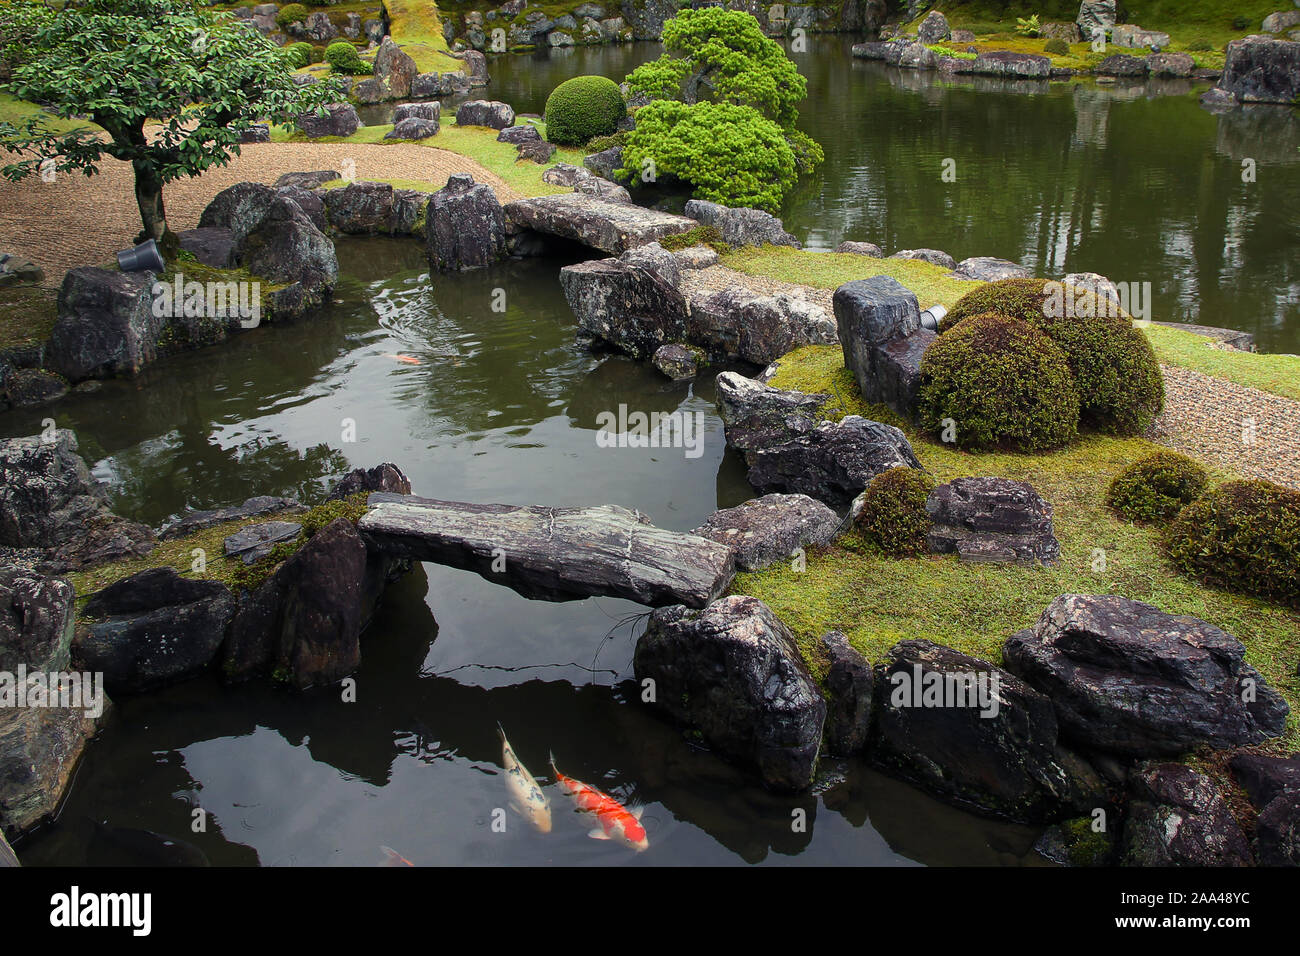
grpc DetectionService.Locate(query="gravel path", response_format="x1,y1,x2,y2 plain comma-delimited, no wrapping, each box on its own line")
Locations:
684,264,1300,490
0,141,520,285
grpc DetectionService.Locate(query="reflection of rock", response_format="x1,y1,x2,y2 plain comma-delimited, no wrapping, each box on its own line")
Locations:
1214,103,1300,163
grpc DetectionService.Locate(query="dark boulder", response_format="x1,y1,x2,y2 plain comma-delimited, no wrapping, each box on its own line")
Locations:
746,416,923,508
833,275,931,418
0,431,107,550
198,182,280,244
327,462,412,501
917,10,949,44
926,476,1061,565
276,186,329,235
821,630,874,757
274,170,341,190
683,199,800,249
159,495,303,540
1004,594,1290,756
425,173,506,271
1096,54,1148,77
689,286,836,365
947,257,1030,281
559,256,689,359
634,595,826,791
516,139,557,164
1122,763,1253,866
372,37,418,100
583,146,624,181
1254,790,1300,866
223,520,302,564
888,248,955,269
971,51,1051,78
871,639,1106,822
322,180,431,236
834,240,883,257
497,124,540,144
385,117,440,140
1230,753,1300,809
714,371,832,456
297,102,362,138
1219,34,1300,104
45,268,162,383
236,196,339,304
0,566,74,673
177,227,237,269
651,343,698,381
455,99,516,129
691,493,839,571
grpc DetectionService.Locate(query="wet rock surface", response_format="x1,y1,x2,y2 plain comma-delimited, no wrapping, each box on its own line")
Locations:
821,631,874,757
560,254,689,359
1122,763,1253,866
159,495,303,540
714,371,833,455
426,174,506,271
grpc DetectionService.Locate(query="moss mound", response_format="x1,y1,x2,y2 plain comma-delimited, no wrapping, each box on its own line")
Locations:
919,312,1080,452
943,277,1164,435
856,466,935,556
1107,451,1209,523
544,75,626,146
276,3,309,29
325,40,372,76
1165,479,1300,606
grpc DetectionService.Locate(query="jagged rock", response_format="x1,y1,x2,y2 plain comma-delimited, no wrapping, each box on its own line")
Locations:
327,462,411,501
898,41,936,70
516,140,557,164
871,639,1106,822
302,11,337,42
296,102,361,138
689,286,836,365
821,631,873,757
322,181,430,236
1220,34,1300,104
834,240,883,257
75,568,236,694
833,275,931,420
455,99,516,129
425,173,506,271
507,193,696,255
1253,789,1300,866
972,51,1051,78
559,255,688,359
634,596,826,791
541,162,592,187
199,182,281,244
1231,753,1300,809
1096,54,1148,76
359,494,735,608
583,146,624,181
45,268,161,383
1147,52,1195,77
917,10,950,43
888,248,955,269
683,199,799,249
371,37,418,100
1005,594,1290,756
236,196,338,306
497,124,540,144
393,102,440,124
222,521,302,564
1076,0,1120,42
714,371,832,455
461,48,490,85
159,495,303,540
0,567,74,673
1122,764,1253,866
947,257,1030,281
277,187,327,236
1264,10,1300,33
385,117,440,140
692,493,839,571
1111,24,1170,49
926,477,1060,565
1041,22,1082,43
572,176,630,203
650,343,698,381
747,416,923,508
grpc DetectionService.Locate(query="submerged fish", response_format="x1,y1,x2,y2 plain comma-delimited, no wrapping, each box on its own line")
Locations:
89,821,210,867
550,753,648,852
382,353,422,365
379,845,414,867
499,724,552,834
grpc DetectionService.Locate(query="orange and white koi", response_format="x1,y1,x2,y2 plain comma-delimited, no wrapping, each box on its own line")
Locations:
378,846,414,867
549,752,648,852
382,353,421,365
499,724,551,833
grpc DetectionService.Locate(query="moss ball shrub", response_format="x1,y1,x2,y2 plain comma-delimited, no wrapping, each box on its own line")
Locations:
325,41,373,75
544,75,626,146
920,312,1080,451
1165,479,1300,605
286,41,315,68
1106,451,1209,522
856,466,935,556
942,277,1164,435
1044,38,1069,56
276,3,309,29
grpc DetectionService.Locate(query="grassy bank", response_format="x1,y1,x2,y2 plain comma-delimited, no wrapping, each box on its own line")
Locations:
733,342,1300,753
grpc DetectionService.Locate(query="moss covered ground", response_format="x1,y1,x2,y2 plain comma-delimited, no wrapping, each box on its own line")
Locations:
0,285,58,352
734,342,1299,754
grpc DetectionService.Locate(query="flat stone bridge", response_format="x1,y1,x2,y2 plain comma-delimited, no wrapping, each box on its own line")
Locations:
504,194,698,256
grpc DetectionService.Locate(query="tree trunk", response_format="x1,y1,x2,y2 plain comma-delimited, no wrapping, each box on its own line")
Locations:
133,159,168,243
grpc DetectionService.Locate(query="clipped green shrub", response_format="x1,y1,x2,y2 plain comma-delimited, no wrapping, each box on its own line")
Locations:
1166,479,1300,605
619,100,796,213
1232,15,1250,30
1044,38,1068,56
286,41,315,69
544,75,626,146
1106,451,1209,523
943,277,1164,435
920,312,1080,451
585,130,628,152
856,466,935,556
325,40,372,75
276,3,309,29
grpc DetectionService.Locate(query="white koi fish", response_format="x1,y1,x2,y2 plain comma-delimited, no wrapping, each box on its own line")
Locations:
499,723,552,834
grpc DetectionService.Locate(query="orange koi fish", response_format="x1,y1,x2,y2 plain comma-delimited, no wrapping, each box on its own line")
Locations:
378,846,414,866
382,353,422,365
549,752,648,852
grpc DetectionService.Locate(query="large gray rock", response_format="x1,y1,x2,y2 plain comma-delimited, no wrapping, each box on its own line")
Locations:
297,102,361,138
691,493,839,571
1146,52,1195,77
834,240,883,257
651,343,698,381
871,639,1105,822
1122,764,1253,866
747,415,923,508
821,631,874,757
0,567,74,675
917,10,950,44
223,520,302,564
236,196,339,308
688,286,837,365
1096,54,1149,77
1110,24,1170,49
833,276,931,420
411,71,471,98
385,117,440,140
455,99,516,129
359,494,736,608
947,257,1030,281
372,37,418,100
683,199,800,249
327,462,412,502
1076,0,1120,42
394,102,440,124
75,567,236,694
425,173,506,271
1219,34,1300,104
1004,594,1290,756
714,371,832,455
322,180,431,235
888,248,955,269
200,181,281,243
560,256,689,359
177,226,237,269
45,268,161,383
582,146,625,181
926,477,1060,565
572,175,630,203
506,193,696,255
971,51,1052,78
497,124,540,144
0,431,127,553
1230,753,1300,809
634,595,826,791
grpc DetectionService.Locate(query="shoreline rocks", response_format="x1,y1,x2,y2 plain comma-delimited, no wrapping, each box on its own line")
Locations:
691,493,839,571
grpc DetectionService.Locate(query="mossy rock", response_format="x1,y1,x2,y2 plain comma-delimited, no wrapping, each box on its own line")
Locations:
1106,450,1209,523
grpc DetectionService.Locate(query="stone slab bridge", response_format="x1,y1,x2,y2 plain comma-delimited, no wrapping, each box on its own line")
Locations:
504,194,698,255
357,493,736,607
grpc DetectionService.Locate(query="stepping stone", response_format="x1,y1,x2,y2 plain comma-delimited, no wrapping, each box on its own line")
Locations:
223,521,303,564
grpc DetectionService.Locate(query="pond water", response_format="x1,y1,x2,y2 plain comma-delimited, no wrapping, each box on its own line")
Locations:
11,36,1297,867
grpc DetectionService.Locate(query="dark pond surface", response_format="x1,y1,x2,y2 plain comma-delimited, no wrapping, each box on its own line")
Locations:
14,35,1298,867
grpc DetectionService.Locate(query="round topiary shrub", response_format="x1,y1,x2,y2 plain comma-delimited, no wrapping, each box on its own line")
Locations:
1106,450,1209,522
943,277,1164,435
286,41,315,69
544,75,626,146
856,466,935,556
325,40,373,75
1165,479,1300,605
920,312,1080,451
1044,38,1069,56
276,3,309,29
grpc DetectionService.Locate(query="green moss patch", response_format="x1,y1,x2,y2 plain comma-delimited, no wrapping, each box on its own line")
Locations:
0,285,58,352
